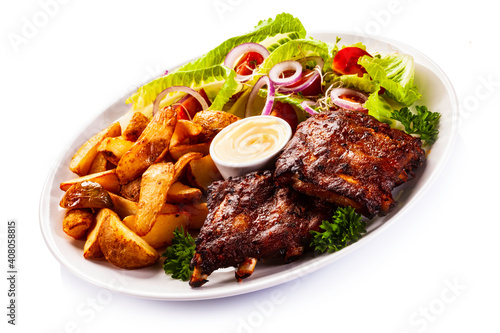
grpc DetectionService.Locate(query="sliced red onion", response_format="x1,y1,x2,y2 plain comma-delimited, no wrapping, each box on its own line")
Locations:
300,100,319,116
153,86,209,116
268,60,303,87
277,57,324,94
330,87,368,112
224,42,270,82
245,76,275,118
278,69,321,94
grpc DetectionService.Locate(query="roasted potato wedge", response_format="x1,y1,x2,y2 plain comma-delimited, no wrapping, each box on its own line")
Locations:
135,163,175,236
108,192,180,219
63,209,95,239
167,182,202,204
182,202,208,229
60,181,114,209
123,212,190,248
186,154,223,193
116,107,177,184
169,142,210,160
192,110,240,141
97,136,134,165
60,169,120,193
122,111,149,142
108,192,138,219
119,178,141,202
169,119,203,148
83,208,108,259
88,152,110,174
173,151,203,181
98,208,159,269
70,122,121,176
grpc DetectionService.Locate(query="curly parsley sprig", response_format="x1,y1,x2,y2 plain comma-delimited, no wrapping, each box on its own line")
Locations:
391,105,441,145
162,226,196,281
310,206,366,254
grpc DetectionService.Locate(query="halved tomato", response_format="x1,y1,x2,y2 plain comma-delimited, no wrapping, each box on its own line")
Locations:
174,89,211,120
332,47,372,77
270,101,298,133
235,52,265,76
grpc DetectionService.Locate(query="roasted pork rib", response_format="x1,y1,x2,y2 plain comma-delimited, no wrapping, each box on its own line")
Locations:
275,109,425,218
189,170,335,287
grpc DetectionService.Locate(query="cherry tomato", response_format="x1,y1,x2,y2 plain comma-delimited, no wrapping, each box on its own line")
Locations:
270,101,298,133
235,52,265,76
287,68,322,96
332,47,372,77
174,89,210,120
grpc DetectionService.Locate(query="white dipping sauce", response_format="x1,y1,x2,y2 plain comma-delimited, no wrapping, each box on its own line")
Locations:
210,115,292,179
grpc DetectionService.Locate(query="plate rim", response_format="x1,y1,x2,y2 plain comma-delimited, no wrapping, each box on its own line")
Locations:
39,31,459,301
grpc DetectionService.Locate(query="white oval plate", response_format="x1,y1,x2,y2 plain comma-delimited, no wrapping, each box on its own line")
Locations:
39,32,458,301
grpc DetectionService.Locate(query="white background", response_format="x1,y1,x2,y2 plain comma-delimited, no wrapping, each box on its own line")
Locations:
2,0,500,332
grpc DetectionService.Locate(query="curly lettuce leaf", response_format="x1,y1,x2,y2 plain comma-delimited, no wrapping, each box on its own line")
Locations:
359,53,421,106
126,65,239,111
176,13,306,72
364,92,395,124
328,72,380,95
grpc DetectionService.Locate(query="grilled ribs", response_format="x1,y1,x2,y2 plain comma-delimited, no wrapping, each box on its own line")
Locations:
189,170,336,287
275,109,425,218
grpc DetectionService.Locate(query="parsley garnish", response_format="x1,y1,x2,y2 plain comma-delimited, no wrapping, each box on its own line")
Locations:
162,227,196,281
391,105,441,145
310,206,366,253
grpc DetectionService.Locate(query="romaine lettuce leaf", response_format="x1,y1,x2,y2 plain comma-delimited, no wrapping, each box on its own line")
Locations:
126,65,239,111
249,38,331,85
176,13,306,72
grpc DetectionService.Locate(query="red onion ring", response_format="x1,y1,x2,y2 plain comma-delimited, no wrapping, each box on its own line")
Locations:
153,86,209,117
277,57,325,94
224,43,270,82
300,100,319,116
245,76,275,118
268,60,303,87
330,87,368,112
278,70,319,94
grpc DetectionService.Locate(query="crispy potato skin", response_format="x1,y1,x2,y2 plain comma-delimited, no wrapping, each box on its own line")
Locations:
116,107,177,184
63,209,95,239
70,122,121,176
122,112,149,142
60,181,114,209
98,208,159,269
193,110,240,142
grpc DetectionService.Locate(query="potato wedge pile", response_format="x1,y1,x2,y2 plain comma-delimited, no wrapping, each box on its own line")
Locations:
59,107,239,269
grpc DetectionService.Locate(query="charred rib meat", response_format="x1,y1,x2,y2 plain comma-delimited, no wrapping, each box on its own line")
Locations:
189,170,335,287
275,109,425,218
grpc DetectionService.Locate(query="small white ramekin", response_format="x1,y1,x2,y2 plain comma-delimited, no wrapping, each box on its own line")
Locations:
209,115,292,179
